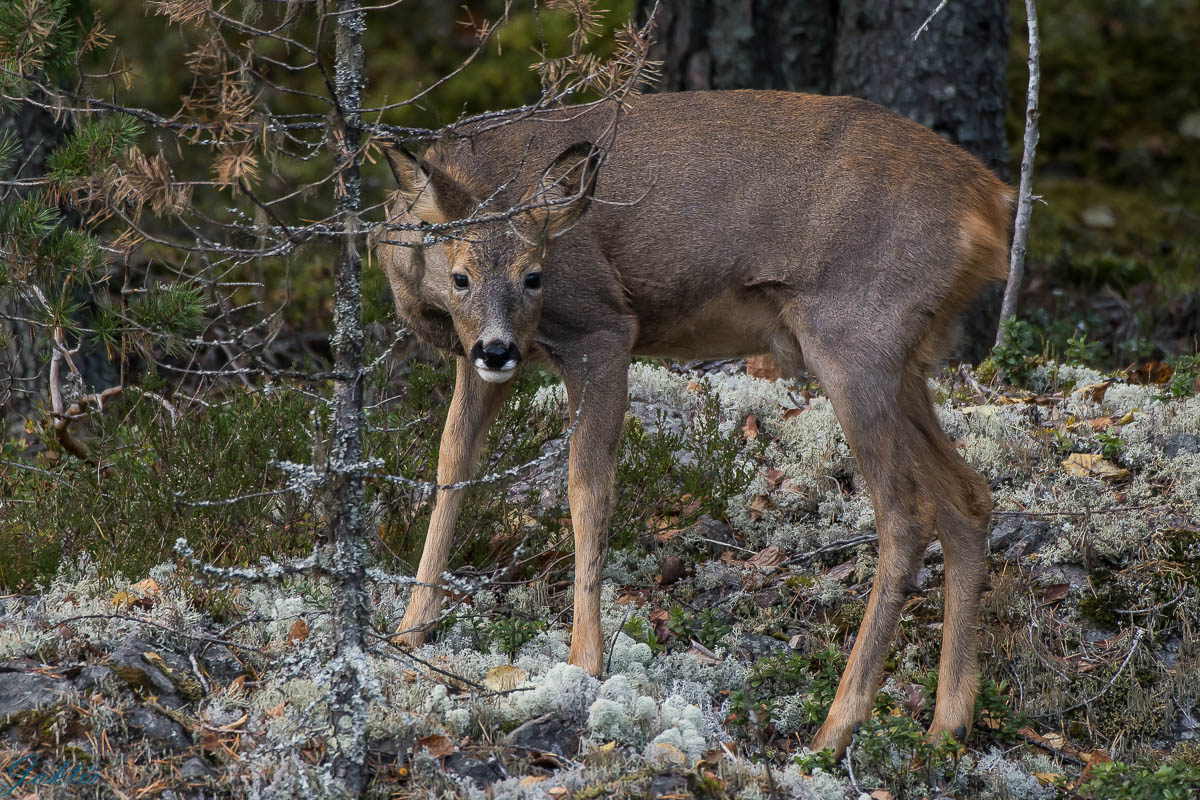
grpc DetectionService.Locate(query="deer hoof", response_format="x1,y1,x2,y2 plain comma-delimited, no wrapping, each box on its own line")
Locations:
810,720,854,759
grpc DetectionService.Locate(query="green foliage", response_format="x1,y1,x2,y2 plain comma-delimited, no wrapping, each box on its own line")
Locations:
666,606,731,651
611,391,757,548
445,609,545,662
0,388,320,589
848,694,967,800
0,0,87,96
45,115,144,183
727,647,844,739
622,615,664,654
1080,761,1200,800
1164,353,1199,399
991,318,1040,386
1097,427,1126,462
1065,330,1107,365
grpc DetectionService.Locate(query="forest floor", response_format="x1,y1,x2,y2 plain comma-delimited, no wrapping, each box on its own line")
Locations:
2,357,1199,799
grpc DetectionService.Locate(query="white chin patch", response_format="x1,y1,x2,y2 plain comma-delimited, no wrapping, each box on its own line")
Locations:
475,363,517,383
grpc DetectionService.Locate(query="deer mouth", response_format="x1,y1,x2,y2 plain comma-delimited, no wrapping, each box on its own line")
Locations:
474,364,518,383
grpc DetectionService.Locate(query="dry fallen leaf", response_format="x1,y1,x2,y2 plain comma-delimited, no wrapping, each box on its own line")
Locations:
746,354,781,381
1033,771,1063,787
1088,416,1114,432
1075,380,1111,403
742,414,759,440
1062,453,1129,480
1041,583,1070,604
764,468,785,489
870,790,895,800
483,664,528,692
519,776,549,787
132,577,161,598
747,545,786,568
747,493,780,522
1115,410,1135,426
1080,749,1113,784
647,741,687,765
266,701,286,719
547,787,569,799
288,617,309,644
824,561,855,582
782,406,805,420
416,733,454,759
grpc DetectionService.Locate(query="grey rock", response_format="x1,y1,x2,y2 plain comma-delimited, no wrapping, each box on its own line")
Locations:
731,633,789,661
989,517,1053,559
197,644,243,683
128,706,191,751
106,637,192,708
444,752,505,787
180,756,215,780
1162,432,1200,459
74,666,115,692
505,712,581,759
685,515,738,555
649,774,688,798
0,672,73,720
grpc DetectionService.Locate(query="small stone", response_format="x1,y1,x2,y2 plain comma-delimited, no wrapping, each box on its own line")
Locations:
505,712,581,759
74,666,115,692
443,752,505,787
649,773,688,798
659,556,685,586
128,706,191,751
1081,205,1116,229
180,756,215,780
1162,432,1200,459
0,672,73,719
1179,111,1200,140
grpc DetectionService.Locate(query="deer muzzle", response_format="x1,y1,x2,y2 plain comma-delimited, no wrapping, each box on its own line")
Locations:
471,338,521,382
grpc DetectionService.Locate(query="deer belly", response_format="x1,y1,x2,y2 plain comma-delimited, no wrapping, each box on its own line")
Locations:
631,290,781,360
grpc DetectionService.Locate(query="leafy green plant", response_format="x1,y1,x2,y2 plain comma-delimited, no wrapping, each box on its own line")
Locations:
1097,427,1126,461
991,318,1040,387
622,615,665,654
1164,353,1199,399
1080,761,1200,800
667,606,732,650
1065,330,1108,365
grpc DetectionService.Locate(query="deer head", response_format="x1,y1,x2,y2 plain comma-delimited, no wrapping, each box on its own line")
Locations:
381,141,601,382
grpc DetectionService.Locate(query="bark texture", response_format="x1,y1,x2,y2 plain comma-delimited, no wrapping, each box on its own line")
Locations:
639,0,1010,362
2,100,120,430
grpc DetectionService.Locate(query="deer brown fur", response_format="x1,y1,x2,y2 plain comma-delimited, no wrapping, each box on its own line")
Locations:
376,90,1013,756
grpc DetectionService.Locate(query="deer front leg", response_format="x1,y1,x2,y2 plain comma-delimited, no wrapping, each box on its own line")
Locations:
562,350,628,676
395,356,510,646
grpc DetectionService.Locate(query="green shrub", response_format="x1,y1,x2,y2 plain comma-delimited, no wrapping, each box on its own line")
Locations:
1080,761,1200,800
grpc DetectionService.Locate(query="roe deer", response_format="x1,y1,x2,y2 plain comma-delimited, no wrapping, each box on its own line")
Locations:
376,90,1013,756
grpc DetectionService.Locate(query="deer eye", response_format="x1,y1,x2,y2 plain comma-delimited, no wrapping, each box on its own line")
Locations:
452,273,469,290
524,272,542,291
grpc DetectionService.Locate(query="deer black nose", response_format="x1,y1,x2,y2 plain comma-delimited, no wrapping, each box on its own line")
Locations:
472,339,520,370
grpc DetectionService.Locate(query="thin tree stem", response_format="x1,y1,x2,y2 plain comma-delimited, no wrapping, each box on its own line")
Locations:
997,0,1041,344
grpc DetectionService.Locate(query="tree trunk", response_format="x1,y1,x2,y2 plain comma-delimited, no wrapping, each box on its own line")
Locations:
638,0,1010,362
2,99,120,431
326,0,371,794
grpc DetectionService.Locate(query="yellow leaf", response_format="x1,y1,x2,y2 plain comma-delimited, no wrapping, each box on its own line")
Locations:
1033,771,1063,786
112,591,131,608
1062,453,1128,481
483,665,528,692
647,741,687,765
1075,381,1111,403
597,741,617,753
1116,410,1135,426
519,776,548,787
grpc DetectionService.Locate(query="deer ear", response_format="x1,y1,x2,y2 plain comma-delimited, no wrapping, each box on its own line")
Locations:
382,142,476,224
523,141,601,239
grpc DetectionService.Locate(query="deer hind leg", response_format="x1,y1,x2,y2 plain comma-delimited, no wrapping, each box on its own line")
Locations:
788,326,946,756
395,356,510,646
926,421,992,745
